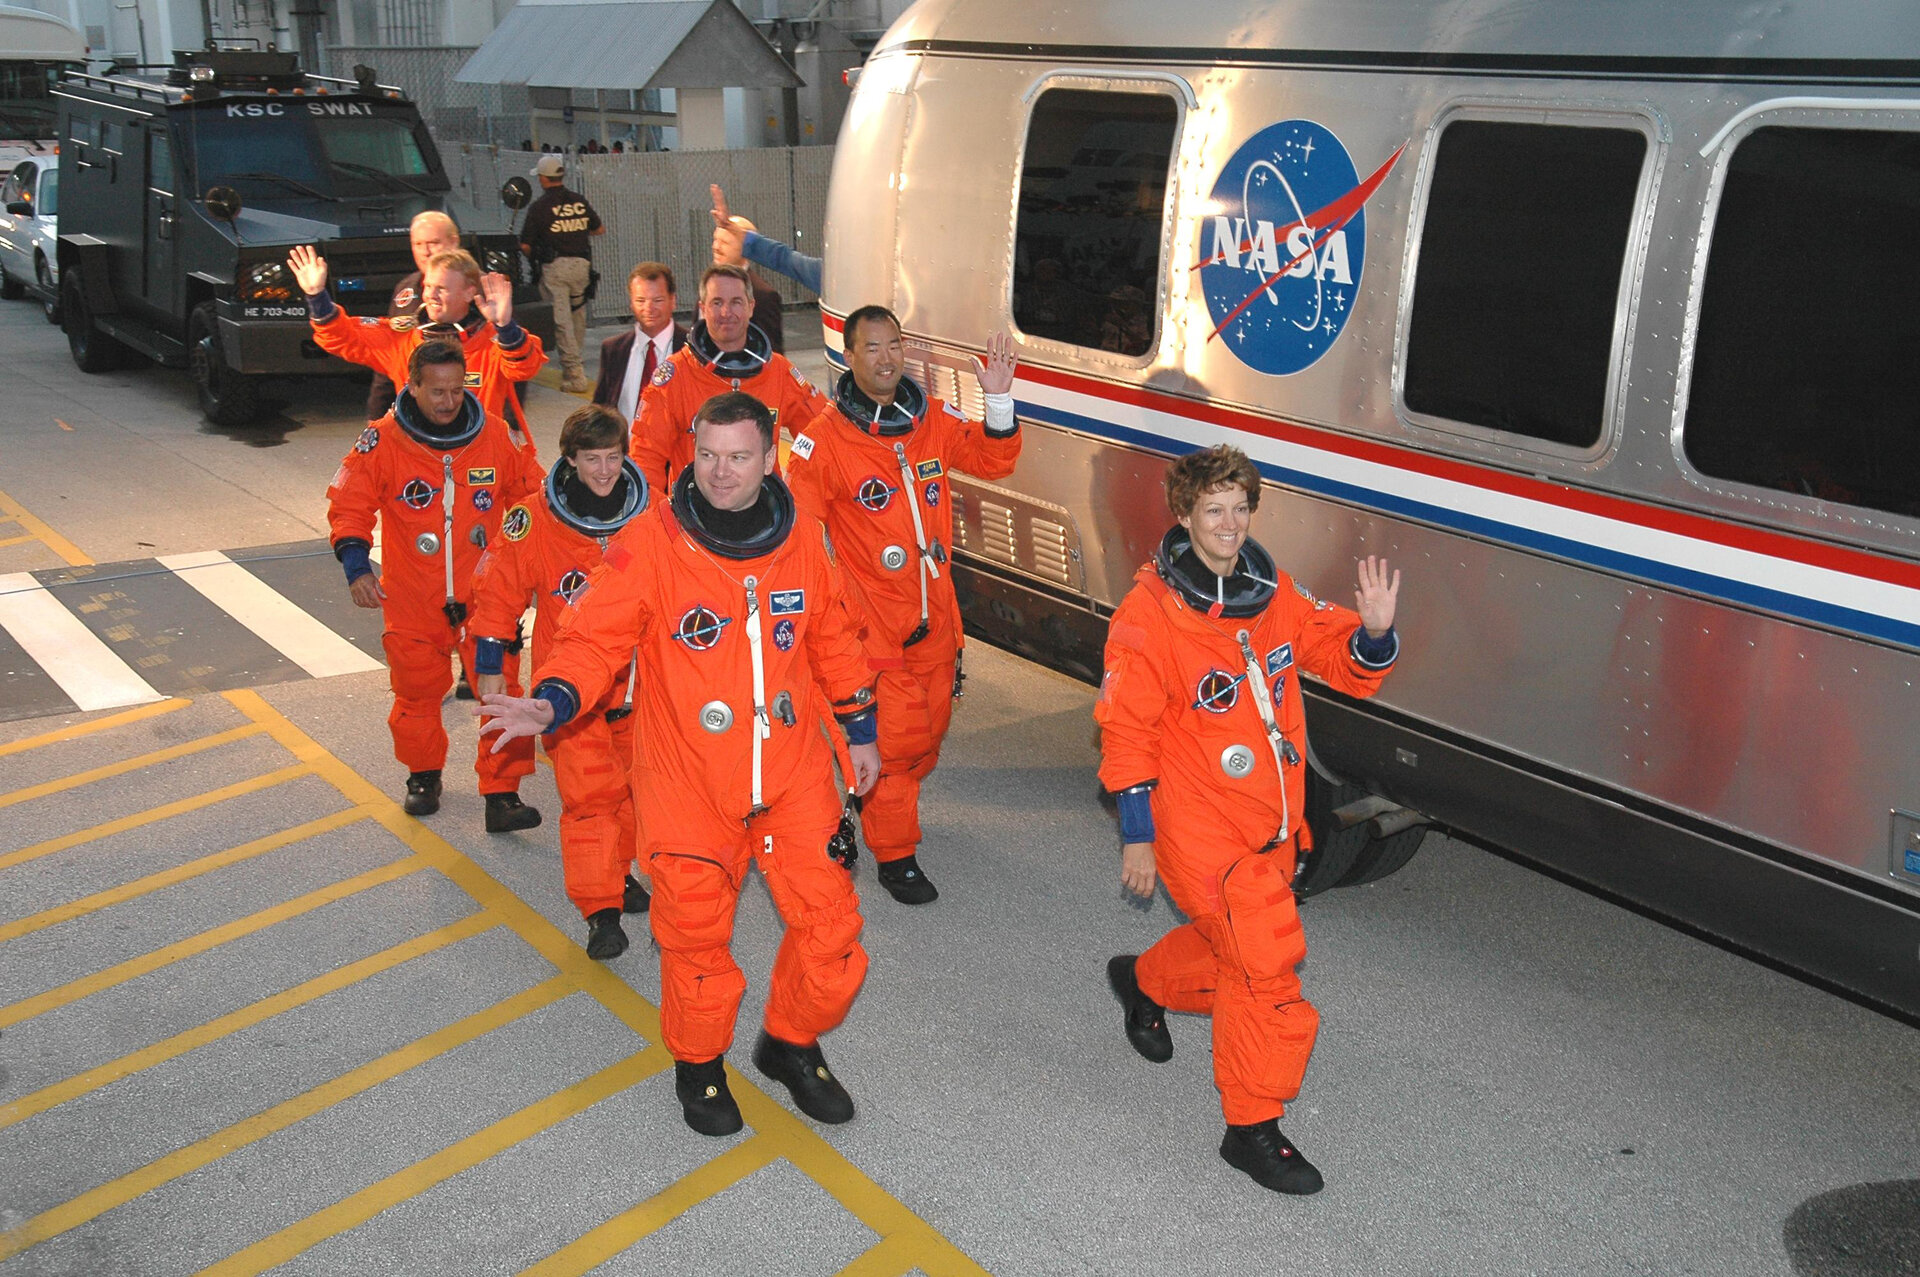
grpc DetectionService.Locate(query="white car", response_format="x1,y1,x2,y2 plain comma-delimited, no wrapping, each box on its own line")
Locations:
0,155,60,323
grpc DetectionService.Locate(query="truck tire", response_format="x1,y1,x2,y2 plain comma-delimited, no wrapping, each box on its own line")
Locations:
37,256,59,325
189,303,262,426
63,266,129,372
0,261,21,300
1294,767,1374,899
1338,823,1431,888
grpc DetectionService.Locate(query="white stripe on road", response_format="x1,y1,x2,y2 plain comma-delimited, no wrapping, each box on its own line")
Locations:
156,551,384,679
0,572,165,711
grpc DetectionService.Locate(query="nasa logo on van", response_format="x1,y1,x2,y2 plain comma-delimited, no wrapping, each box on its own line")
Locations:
1198,120,1401,377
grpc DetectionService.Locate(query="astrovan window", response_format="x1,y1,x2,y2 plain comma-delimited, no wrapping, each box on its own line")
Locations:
1684,126,1920,520
1012,88,1177,358
1404,120,1647,448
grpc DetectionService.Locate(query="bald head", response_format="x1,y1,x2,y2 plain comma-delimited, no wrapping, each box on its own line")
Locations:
410,211,461,275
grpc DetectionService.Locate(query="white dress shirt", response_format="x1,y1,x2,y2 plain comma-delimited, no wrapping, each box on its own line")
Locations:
617,324,676,423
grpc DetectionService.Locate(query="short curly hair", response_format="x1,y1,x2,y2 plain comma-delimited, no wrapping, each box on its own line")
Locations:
1165,445,1261,519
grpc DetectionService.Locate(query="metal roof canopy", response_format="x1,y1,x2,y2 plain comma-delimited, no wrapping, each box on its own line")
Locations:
455,0,803,92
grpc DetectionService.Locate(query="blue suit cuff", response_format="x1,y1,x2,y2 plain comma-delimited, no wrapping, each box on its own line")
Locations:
532,680,579,731
306,290,337,322
473,637,505,676
1352,626,1399,669
842,709,877,746
334,538,372,585
1116,784,1156,843
495,320,526,350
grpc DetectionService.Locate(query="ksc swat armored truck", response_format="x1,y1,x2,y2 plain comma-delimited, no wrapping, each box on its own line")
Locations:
51,47,548,425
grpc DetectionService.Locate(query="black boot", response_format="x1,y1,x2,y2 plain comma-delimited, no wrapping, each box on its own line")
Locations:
622,873,651,913
484,791,542,833
1220,1120,1324,1195
584,907,628,960
752,1031,855,1124
453,669,475,700
1106,955,1172,1063
875,854,938,905
403,770,442,816
674,1058,743,1137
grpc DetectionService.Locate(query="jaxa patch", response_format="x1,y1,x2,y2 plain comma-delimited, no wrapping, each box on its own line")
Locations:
472,489,493,512
464,371,482,388
673,605,729,650
769,589,805,616
790,433,816,461
1194,669,1241,713
942,399,965,419
773,618,796,651
915,458,944,480
400,478,436,509
329,464,349,489
467,467,496,485
651,360,676,386
1265,643,1294,676
501,504,532,541
1294,580,1331,610
354,427,380,454
555,568,589,603
358,316,381,326
392,315,417,332
924,481,941,507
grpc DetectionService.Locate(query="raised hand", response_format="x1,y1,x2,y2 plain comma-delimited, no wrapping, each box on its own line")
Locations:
476,692,555,752
287,244,328,295
709,183,750,267
972,329,1018,396
477,271,514,326
1354,555,1401,636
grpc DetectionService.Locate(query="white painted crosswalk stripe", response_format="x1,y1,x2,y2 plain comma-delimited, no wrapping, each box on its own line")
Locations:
0,572,164,712
156,550,385,680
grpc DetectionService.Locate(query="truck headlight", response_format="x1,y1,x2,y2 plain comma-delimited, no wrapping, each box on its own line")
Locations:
241,261,295,303
484,249,515,282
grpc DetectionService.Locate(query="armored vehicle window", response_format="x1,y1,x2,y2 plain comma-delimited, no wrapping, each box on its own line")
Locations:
1013,88,1176,358
317,117,429,177
1684,126,1920,520
1405,120,1646,448
149,132,172,194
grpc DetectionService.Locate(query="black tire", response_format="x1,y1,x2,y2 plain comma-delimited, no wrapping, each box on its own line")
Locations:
63,266,129,373
1338,823,1431,888
1294,767,1374,898
0,260,21,300
189,302,262,426
36,255,59,325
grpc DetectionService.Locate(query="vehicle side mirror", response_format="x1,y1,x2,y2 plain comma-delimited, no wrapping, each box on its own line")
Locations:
4,200,30,216
500,176,532,211
204,186,242,222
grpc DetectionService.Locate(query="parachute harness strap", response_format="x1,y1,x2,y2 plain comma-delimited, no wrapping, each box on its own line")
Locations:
743,574,772,820
893,441,937,634
1237,628,1292,839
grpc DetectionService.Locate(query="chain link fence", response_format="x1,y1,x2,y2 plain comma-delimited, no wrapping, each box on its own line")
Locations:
322,47,530,146
439,144,836,325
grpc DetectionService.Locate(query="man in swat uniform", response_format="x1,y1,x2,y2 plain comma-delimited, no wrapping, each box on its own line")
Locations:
480,392,880,1138
520,154,605,394
470,403,652,959
627,264,827,493
327,339,543,829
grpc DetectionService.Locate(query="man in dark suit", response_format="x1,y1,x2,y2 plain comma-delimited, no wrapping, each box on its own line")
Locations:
593,261,686,423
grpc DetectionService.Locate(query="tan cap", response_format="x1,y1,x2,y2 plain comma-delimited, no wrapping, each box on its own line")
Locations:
533,154,565,178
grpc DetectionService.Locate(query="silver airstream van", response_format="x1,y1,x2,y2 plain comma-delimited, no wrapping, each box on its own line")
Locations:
819,0,1920,1017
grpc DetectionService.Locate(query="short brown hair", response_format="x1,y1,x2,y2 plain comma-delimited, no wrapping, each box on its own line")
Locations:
1165,445,1261,519
559,403,627,457
628,261,676,295
693,391,775,453
407,335,466,384
699,263,752,299
844,304,901,347
425,248,482,291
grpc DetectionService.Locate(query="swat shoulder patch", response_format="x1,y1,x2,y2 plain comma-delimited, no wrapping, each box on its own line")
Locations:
353,427,380,454
791,433,816,461
501,504,532,542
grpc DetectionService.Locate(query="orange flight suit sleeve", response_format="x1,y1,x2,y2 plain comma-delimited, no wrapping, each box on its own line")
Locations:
800,521,879,721
537,531,657,720
939,403,1022,482
777,371,830,442
1289,589,1396,699
311,309,410,386
469,533,534,645
629,378,679,494
325,432,386,549
495,327,546,382
1093,592,1172,793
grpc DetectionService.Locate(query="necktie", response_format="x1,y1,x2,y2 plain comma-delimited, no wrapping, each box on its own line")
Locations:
640,338,658,391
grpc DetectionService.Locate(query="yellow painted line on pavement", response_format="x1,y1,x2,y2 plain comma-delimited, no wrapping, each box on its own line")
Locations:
0,724,265,811
0,976,574,1263
0,764,313,872
0,487,90,566
519,1135,782,1276
0,533,35,549
0,912,499,1131
0,807,369,943
834,1233,926,1277
225,688,992,1277
0,856,423,1031
200,1046,670,1277
0,697,188,758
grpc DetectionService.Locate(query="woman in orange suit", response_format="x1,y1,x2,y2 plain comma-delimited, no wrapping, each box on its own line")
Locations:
1095,444,1402,1196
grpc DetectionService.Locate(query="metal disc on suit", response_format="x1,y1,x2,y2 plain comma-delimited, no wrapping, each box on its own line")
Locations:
1221,744,1257,777
881,545,908,571
415,532,440,555
699,700,734,733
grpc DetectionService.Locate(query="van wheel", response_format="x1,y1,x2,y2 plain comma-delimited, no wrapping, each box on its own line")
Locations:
0,261,21,300
189,303,262,425
1294,768,1374,899
1338,824,1431,888
37,256,59,324
63,266,129,372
